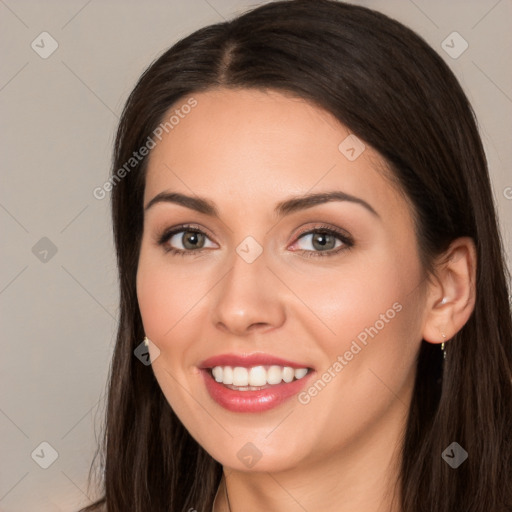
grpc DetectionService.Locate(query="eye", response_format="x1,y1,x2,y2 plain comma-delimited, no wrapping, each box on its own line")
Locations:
156,223,353,258
157,224,216,256
291,225,353,258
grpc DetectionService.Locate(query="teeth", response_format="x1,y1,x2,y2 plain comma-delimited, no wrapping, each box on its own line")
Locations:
283,367,294,383
294,368,308,379
210,365,310,387
267,365,283,385
212,366,223,383
233,367,249,386
249,366,267,387
223,366,233,384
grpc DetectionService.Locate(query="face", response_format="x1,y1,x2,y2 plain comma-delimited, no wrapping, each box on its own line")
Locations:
136,88,428,472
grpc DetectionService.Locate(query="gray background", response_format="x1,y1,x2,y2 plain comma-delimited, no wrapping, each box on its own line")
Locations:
1,0,510,510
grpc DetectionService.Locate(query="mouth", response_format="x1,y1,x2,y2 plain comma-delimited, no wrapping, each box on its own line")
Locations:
198,353,315,412
207,364,312,390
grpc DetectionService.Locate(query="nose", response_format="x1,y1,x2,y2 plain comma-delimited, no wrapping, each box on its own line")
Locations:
210,245,286,337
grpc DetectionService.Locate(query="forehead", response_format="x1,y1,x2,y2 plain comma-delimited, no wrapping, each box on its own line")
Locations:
143,88,408,222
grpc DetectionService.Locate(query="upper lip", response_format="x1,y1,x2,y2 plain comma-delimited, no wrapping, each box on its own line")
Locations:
198,353,313,370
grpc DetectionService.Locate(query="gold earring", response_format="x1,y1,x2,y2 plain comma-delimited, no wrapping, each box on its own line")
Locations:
143,336,149,347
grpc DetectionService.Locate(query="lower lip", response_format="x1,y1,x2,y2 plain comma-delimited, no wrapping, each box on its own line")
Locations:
200,369,314,413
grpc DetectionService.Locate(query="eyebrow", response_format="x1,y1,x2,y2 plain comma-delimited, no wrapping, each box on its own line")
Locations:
144,190,379,218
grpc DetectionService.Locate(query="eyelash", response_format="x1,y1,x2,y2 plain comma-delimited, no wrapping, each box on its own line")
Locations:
156,223,354,258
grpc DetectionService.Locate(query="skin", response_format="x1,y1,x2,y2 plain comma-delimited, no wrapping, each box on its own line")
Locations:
136,88,476,512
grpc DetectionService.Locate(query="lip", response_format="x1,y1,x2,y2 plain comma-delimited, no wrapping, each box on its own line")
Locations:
198,353,313,370
199,364,315,414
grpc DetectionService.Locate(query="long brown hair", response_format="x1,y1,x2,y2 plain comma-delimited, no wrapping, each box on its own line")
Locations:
79,1,512,510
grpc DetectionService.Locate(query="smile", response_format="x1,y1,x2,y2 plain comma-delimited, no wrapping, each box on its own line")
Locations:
210,365,310,388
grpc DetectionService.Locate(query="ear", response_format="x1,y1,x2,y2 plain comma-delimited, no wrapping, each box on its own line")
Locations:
422,237,477,344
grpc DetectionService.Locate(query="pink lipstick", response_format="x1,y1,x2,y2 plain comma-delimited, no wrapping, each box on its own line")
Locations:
198,353,315,413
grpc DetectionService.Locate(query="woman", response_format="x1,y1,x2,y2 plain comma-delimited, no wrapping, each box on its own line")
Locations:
80,1,512,511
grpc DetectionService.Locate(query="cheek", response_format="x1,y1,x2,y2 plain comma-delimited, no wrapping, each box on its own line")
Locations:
285,248,421,346
291,262,422,439
136,247,207,340
136,252,205,409
288,250,424,418
136,258,167,337
330,256,423,384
